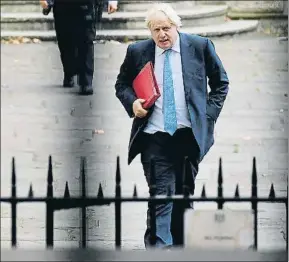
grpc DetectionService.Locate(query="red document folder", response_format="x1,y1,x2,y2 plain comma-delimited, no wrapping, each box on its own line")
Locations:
132,61,161,109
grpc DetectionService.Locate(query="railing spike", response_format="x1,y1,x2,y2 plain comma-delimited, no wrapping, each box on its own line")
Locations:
133,184,138,197
201,184,206,197
269,183,275,198
218,157,223,185
252,157,257,188
48,155,53,182
64,181,70,198
80,156,86,198
116,156,121,185
11,157,16,197
234,184,240,198
47,155,53,197
97,183,104,198
12,157,16,184
28,183,34,198
217,157,223,209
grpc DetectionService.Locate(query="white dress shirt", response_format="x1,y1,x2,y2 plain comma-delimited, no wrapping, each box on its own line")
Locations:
143,35,191,134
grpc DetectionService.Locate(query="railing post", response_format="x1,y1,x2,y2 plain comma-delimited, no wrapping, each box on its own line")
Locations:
285,184,289,251
149,159,157,246
46,155,54,248
251,157,258,250
80,157,87,248
115,156,121,249
11,157,17,247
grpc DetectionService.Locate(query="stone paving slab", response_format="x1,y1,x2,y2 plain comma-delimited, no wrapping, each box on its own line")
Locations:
1,32,288,250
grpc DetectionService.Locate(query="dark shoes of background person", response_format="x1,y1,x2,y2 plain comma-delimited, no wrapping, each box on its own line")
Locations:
62,75,93,95
63,75,75,88
79,85,93,95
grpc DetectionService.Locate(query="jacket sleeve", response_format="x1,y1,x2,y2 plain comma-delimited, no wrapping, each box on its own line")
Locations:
204,38,229,121
115,44,138,118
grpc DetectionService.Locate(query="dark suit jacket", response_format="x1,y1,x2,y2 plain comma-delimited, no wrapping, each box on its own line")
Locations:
115,32,229,165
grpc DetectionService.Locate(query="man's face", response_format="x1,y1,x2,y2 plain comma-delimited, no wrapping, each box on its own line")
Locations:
149,13,178,50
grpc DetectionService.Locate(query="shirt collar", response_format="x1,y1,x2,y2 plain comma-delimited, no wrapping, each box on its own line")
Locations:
155,33,180,56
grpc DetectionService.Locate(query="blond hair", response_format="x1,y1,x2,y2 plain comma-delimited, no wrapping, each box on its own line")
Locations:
145,3,182,29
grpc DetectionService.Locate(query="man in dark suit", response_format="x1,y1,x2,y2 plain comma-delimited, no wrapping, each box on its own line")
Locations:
40,0,118,95
115,3,229,249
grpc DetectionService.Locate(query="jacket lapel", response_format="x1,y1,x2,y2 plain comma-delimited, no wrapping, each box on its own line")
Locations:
179,32,196,97
141,39,156,68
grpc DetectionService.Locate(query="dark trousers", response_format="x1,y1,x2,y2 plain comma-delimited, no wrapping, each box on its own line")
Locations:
53,4,96,87
140,127,199,248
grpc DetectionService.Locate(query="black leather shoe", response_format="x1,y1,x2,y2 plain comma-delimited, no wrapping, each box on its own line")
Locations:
79,85,93,95
63,76,75,88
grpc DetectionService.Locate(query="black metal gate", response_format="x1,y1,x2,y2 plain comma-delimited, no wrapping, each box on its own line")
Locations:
0,155,288,250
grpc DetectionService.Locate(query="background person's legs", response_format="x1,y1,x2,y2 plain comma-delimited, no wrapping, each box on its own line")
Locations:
53,5,78,87
77,21,96,95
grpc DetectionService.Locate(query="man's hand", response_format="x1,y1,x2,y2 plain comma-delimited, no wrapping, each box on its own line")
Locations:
40,0,48,9
108,1,118,14
133,99,148,118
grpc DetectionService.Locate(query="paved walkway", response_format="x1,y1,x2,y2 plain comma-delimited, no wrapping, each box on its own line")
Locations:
1,32,288,250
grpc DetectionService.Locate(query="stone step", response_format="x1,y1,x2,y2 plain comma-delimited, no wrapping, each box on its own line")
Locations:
1,20,259,41
1,0,42,13
118,0,196,12
1,5,228,31
195,0,227,5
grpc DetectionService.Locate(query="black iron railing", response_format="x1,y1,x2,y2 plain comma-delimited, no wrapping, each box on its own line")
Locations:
0,155,288,250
